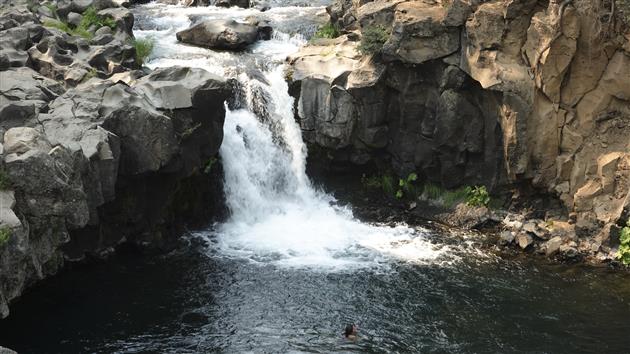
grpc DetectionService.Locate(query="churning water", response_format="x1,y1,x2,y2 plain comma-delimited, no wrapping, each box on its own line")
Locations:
133,1,454,269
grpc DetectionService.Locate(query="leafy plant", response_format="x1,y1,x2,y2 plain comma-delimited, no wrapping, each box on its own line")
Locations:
395,173,418,199
133,38,154,66
80,7,117,31
0,227,11,247
0,169,11,190
617,219,630,265
358,25,389,55
313,22,340,39
466,185,490,207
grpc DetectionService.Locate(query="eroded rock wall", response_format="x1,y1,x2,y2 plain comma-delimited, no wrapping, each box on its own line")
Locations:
0,1,232,318
290,0,630,257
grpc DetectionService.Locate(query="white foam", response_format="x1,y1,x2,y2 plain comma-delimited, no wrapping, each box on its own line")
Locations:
134,2,457,271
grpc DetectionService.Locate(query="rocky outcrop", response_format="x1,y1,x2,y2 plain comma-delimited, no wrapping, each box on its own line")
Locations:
290,0,630,263
0,0,234,318
176,19,261,51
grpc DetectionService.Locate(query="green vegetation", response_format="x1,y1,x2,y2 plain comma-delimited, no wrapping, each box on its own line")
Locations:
421,183,491,207
204,157,218,174
81,7,117,31
42,6,116,40
362,172,492,207
0,169,11,190
617,219,630,265
466,185,490,207
358,25,389,55
421,183,469,207
361,173,396,196
313,22,340,39
395,173,418,199
45,3,58,15
133,38,155,66
0,227,11,247
82,67,98,82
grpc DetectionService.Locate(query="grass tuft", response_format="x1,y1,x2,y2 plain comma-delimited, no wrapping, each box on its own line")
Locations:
358,25,389,55
133,38,154,66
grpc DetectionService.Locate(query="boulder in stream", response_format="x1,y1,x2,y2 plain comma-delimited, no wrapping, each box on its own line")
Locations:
175,19,258,51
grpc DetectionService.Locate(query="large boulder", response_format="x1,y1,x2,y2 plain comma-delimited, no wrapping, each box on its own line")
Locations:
134,66,232,174
176,19,258,50
215,0,250,8
0,67,65,133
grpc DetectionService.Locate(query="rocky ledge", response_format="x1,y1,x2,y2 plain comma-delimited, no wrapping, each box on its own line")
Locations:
289,0,630,264
0,1,233,318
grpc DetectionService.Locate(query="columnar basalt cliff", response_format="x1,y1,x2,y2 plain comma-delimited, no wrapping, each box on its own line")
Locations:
0,1,231,317
289,0,630,261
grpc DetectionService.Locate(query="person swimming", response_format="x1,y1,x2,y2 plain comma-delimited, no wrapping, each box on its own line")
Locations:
344,323,358,341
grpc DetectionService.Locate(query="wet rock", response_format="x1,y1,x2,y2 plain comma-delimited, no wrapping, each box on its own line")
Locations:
499,231,515,245
176,19,258,50
0,346,18,354
215,0,250,8
516,233,533,249
544,236,563,256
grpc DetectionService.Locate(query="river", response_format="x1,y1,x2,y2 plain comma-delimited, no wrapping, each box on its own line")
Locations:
1,0,629,352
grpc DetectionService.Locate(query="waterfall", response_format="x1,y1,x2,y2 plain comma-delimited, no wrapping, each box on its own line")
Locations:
134,2,451,270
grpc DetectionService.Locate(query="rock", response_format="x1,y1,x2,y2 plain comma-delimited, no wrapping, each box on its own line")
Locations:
215,0,250,8
382,1,461,64
175,19,258,50
134,66,232,173
0,67,65,132
67,12,83,27
0,191,21,229
98,8,134,37
0,26,31,69
516,233,533,249
499,230,515,245
0,346,18,354
544,236,563,256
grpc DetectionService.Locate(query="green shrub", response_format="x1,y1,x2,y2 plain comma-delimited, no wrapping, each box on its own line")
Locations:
133,38,154,66
358,25,389,55
80,7,117,31
466,185,490,207
396,173,418,199
617,219,630,265
361,173,396,196
0,170,11,190
42,6,116,40
313,22,340,39
442,186,471,207
421,183,469,207
0,227,11,246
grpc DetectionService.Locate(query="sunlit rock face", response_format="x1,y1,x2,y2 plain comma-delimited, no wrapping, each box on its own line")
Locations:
290,0,630,256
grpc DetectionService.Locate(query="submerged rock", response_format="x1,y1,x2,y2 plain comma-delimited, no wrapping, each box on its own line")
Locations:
176,19,258,50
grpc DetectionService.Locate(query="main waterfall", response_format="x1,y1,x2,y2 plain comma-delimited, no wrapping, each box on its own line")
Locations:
134,1,450,269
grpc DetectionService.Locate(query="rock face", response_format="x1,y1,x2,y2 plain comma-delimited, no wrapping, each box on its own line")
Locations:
0,1,234,318
176,19,259,50
290,0,630,260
